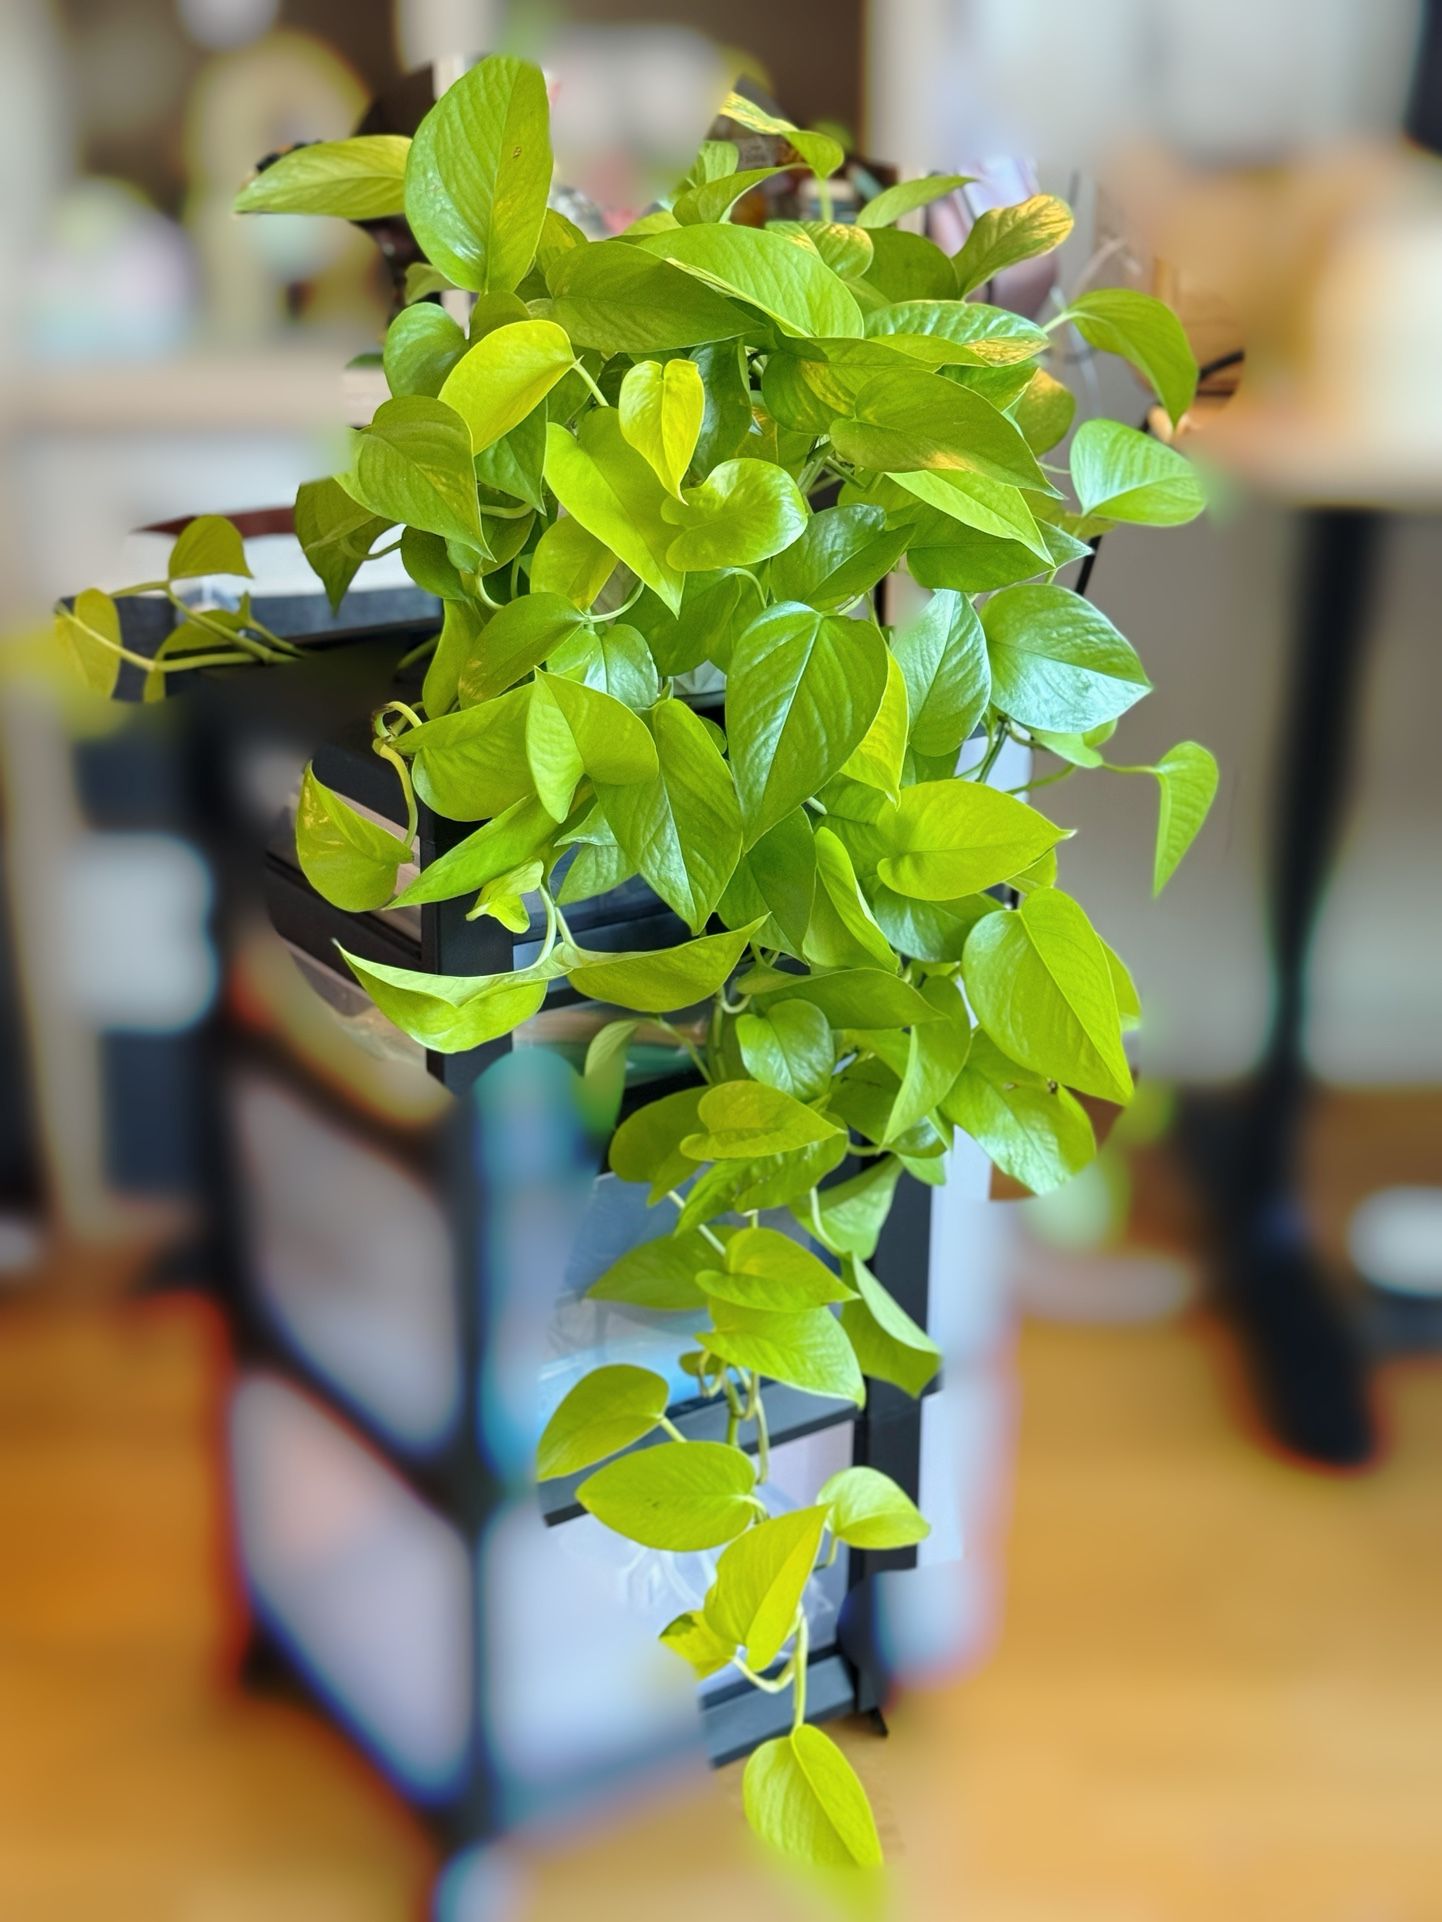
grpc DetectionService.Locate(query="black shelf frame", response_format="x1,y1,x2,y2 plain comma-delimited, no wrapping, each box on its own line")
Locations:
113,587,931,1852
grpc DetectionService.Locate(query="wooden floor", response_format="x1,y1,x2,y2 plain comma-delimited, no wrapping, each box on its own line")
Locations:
2,1178,1439,1917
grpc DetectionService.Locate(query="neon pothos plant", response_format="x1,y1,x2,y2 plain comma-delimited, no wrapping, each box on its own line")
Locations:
56,57,1218,1878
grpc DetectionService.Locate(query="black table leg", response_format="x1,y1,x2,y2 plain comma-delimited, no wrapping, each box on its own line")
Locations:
1181,507,1380,1465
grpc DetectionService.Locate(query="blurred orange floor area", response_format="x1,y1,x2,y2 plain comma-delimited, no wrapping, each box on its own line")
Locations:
1,1162,1440,1918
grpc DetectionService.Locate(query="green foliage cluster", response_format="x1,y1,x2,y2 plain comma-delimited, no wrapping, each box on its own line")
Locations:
57,56,1218,1878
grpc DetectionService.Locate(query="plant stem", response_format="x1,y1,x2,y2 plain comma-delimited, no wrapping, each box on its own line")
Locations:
371,742,418,842
970,724,1008,785
658,1415,687,1442
753,1385,770,1483
1003,763,1077,796
791,1608,809,1731
573,362,611,407
732,1656,794,1694
535,889,559,964
376,698,425,738
657,1018,710,1082
666,1191,726,1254
395,635,438,674
590,577,646,623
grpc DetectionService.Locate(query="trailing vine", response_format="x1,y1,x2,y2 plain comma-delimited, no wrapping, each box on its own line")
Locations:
55,57,1217,1878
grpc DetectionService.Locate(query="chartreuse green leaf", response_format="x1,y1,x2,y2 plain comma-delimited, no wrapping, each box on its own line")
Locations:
557,836,634,908
548,624,660,708
768,220,875,280
529,514,615,609
544,412,684,613
54,589,122,696
294,479,391,611
1150,741,1219,894
437,320,575,452
681,138,740,186
819,1465,930,1548
336,948,551,1053
635,223,863,340
570,921,760,1014
870,884,997,964
704,1300,864,1404
803,1158,902,1261
1103,937,1142,1031
839,1257,941,1396
660,1610,734,1680
698,1225,853,1312
547,240,745,355
609,1085,706,1197
458,594,586,705
738,809,818,953
391,794,555,908
768,504,908,610
805,827,897,972
952,193,1074,296
706,1506,828,1669
888,976,971,1141
942,1032,1096,1194
717,90,843,182
618,359,705,498
234,135,410,217
341,397,484,551
664,461,809,572
759,338,899,434
862,227,957,302
404,55,552,293
982,584,1151,732
1071,418,1206,527
683,1081,843,1162
596,697,741,932
674,164,786,226
736,1000,834,1103
1057,287,1198,427
578,1440,757,1550
726,603,888,846
865,299,1049,367
295,764,408,911
403,529,469,609
536,205,586,275
688,341,752,474
743,1725,883,1871
577,1013,639,1127
878,780,1062,900
839,651,908,799
962,888,1133,1104
1012,367,1077,454
766,970,940,1033
892,588,990,757
858,172,972,230
168,515,250,582
889,466,1049,558
588,1228,714,1310
830,367,1053,493
537,1364,671,1478
526,670,658,819
396,687,535,820
382,304,468,398
464,861,540,932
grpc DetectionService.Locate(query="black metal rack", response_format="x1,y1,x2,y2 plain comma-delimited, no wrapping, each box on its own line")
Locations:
105,584,931,1850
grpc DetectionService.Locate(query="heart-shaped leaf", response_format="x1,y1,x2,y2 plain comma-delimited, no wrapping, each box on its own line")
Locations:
438,318,575,452
537,1364,670,1478
818,1464,930,1547
404,55,552,293
295,764,408,911
577,1439,757,1550
962,888,1133,1104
